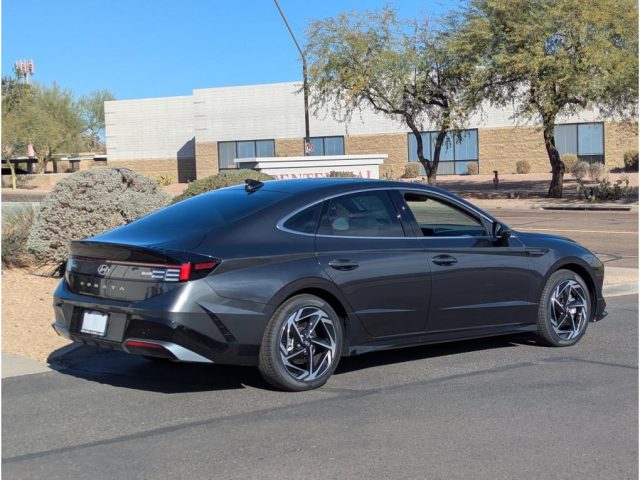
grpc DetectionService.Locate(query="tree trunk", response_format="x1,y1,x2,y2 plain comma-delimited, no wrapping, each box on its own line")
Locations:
407,121,433,182
543,125,564,198
8,160,17,190
431,130,448,186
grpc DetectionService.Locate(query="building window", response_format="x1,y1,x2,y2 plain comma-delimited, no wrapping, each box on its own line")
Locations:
554,122,604,164
218,139,275,169
408,129,478,175
307,136,345,156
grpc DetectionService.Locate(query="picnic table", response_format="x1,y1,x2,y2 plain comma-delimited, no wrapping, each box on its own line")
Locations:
2,157,39,174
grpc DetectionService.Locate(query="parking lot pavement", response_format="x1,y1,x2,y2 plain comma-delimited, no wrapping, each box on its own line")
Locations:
484,208,638,269
2,294,636,479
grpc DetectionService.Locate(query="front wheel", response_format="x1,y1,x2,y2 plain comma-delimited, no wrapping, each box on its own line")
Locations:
258,294,343,391
535,269,591,347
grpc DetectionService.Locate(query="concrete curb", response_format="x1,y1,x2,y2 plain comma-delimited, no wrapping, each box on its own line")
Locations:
603,283,639,298
1,353,51,379
540,204,634,211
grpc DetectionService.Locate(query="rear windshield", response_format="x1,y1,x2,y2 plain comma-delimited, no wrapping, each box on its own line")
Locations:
123,188,288,232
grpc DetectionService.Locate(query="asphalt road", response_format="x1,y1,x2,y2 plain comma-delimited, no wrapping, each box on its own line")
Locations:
485,208,638,269
3,295,637,479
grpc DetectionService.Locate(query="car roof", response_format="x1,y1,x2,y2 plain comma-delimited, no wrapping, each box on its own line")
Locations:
235,178,443,195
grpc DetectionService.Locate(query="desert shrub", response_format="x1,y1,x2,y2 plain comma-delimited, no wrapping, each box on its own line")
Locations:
155,174,173,186
1,174,34,189
172,169,274,203
560,154,578,172
466,163,478,175
588,162,605,182
515,160,531,174
578,176,631,202
27,168,172,267
328,170,357,178
402,163,421,178
624,150,638,172
2,204,38,268
570,161,590,181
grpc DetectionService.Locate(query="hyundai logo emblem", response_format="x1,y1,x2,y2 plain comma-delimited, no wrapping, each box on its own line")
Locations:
97,264,110,276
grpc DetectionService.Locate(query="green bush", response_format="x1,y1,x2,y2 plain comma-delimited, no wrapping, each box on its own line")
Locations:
155,174,173,186
2,204,38,268
402,163,421,178
560,154,578,172
466,163,478,175
327,170,357,178
624,150,638,172
515,160,531,174
173,169,274,203
588,162,605,182
27,168,171,267
578,176,631,202
570,161,590,181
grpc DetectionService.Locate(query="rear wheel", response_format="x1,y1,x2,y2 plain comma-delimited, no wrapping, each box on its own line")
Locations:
258,294,343,391
536,269,591,347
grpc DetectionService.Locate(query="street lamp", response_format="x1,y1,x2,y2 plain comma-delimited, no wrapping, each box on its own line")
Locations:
273,0,312,155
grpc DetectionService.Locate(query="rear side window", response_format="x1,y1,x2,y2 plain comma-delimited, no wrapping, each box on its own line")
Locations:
318,191,404,237
283,203,322,234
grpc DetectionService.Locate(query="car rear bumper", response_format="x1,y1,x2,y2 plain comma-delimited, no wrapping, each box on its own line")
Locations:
52,279,272,366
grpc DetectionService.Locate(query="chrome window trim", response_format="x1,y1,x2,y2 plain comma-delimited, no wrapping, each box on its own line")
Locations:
276,186,496,239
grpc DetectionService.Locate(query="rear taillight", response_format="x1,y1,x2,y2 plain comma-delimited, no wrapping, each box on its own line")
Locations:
65,255,220,283
179,260,221,281
179,262,191,281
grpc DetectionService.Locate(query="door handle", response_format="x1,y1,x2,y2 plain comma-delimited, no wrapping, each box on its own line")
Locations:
432,255,458,266
328,259,359,271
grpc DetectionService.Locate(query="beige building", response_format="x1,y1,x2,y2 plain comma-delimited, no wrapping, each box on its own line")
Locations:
104,82,637,181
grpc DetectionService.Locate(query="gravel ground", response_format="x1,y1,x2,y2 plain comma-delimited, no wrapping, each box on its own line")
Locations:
1,269,69,363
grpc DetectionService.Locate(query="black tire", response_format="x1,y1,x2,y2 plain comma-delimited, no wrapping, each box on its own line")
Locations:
535,269,591,347
258,294,344,391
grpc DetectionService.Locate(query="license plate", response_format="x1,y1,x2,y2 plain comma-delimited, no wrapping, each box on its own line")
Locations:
80,310,108,336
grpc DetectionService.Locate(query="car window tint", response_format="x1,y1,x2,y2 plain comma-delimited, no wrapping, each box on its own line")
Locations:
318,191,404,237
119,188,287,233
283,204,321,234
404,193,485,237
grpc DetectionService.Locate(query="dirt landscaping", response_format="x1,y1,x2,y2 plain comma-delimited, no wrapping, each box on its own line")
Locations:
2,268,70,363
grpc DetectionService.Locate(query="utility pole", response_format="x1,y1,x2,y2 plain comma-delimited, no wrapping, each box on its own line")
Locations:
273,0,312,155
15,60,35,85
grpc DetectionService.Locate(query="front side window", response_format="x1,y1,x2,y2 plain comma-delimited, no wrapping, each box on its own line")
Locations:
217,139,276,169
408,129,478,175
403,193,485,237
318,191,404,237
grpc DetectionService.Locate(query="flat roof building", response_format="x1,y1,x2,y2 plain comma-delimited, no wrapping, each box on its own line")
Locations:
104,81,637,182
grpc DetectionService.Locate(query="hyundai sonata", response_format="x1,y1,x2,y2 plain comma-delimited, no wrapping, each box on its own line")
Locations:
53,178,606,391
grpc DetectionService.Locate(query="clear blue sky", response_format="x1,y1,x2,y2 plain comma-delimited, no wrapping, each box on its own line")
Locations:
2,0,458,100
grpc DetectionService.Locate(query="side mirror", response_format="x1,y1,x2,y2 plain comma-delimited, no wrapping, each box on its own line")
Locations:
493,222,512,240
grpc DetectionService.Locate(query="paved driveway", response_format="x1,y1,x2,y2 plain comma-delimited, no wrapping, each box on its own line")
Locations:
3,295,637,479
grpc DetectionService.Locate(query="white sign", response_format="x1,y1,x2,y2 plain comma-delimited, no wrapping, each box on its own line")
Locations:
235,154,387,180
304,142,314,154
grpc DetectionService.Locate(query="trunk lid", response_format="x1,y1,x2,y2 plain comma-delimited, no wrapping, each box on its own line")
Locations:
66,241,218,302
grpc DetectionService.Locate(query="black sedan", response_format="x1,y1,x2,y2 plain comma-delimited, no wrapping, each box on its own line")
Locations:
53,178,606,391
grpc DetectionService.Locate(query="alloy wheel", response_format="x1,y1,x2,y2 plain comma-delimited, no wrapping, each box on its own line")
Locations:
549,279,589,341
279,306,337,382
